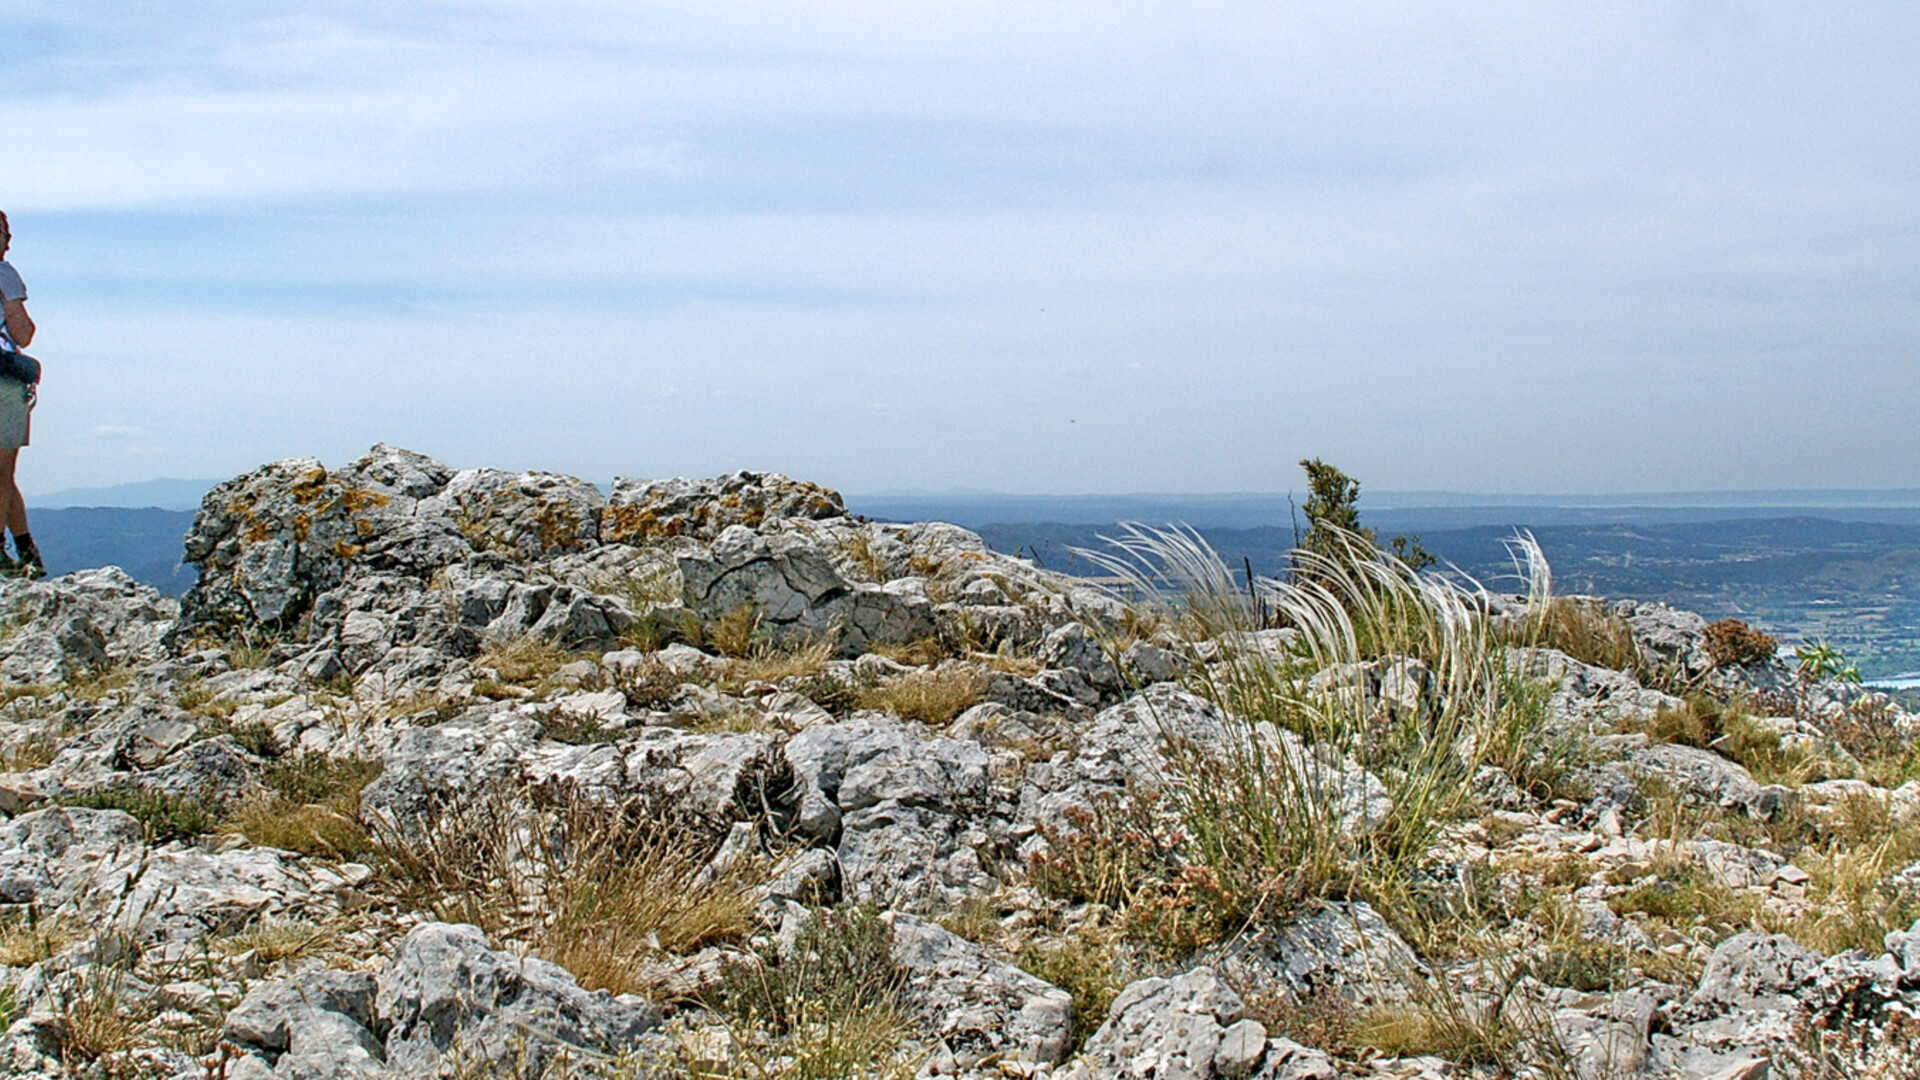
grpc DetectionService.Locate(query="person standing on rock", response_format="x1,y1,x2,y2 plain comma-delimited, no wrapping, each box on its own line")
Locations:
0,212,43,579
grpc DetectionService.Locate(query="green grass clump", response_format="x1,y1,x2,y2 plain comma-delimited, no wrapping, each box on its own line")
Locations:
62,787,220,844
1075,525,1554,943
720,905,906,1033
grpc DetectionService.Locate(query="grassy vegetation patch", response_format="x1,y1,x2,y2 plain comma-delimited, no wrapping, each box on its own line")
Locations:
61,787,220,844
229,754,384,859
373,781,762,999
714,905,917,1079
854,665,987,727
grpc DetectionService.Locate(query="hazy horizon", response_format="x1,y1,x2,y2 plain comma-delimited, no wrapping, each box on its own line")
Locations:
27,469,1920,513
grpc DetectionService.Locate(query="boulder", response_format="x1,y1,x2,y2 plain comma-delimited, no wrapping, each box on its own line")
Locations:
1064,966,1336,1080
888,912,1073,1068
1202,901,1422,1009
377,922,661,1077
223,970,385,1080
0,569,176,683
1627,743,1788,817
178,456,425,633
784,719,994,906
0,805,145,913
116,846,323,945
439,468,605,560
677,526,935,654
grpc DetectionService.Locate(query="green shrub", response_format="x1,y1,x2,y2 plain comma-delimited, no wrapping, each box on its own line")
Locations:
262,754,383,808
716,905,919,1077
1027,791,1230,957
198,715,283,759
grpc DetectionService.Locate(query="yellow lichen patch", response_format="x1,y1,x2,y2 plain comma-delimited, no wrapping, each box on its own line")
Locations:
602,501,679,544
288,467,333,505
340,487,391,513
291,511,313,542
533,500,584,554
243,518,274,544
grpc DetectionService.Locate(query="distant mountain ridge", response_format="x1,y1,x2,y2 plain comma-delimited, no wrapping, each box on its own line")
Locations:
846,492,1920,531
27,477,218,511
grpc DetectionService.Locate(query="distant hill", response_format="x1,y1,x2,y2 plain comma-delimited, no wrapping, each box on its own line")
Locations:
26,507,196,594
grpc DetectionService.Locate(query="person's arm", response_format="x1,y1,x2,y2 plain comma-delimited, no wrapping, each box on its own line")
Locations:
3,299,31,349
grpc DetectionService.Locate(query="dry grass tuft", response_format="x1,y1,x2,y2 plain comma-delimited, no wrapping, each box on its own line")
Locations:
0,912,82,967
855,664,987,726
211,917,340,966
478,636,577,687
48,960,153,1075
372,780,762,997
1515,596,1638,673
726,636,835,687
538,790,760,996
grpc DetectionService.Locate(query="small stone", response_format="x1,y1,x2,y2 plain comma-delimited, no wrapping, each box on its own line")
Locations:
1213,1018,1267,1076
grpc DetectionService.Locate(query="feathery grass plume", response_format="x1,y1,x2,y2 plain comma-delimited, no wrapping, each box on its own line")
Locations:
1074,523,1550,933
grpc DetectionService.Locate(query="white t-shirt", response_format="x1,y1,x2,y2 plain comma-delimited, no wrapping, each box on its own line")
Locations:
0,261,24,352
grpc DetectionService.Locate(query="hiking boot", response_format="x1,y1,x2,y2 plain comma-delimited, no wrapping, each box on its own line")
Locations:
0,552,19,579
14,543,43,581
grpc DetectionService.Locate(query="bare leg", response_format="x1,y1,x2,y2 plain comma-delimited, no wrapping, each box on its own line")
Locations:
0,449,17,563
5,475,24,538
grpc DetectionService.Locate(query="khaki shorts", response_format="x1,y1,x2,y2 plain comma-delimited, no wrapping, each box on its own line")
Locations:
0,378,32,450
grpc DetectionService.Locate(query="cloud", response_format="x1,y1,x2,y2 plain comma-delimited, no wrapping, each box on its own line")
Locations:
4,2,1918,493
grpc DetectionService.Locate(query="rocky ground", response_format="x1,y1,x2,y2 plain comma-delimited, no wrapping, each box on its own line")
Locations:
0,444,1914,1079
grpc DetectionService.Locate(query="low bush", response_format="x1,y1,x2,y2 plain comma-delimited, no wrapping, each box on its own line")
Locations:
1013,930,1123,1055
719,905,907,1035
1704,618,1777,667
1026,791,1232,957
710,899,917,1076
714,905,917,1079
197,714,282,759
263,754,383,808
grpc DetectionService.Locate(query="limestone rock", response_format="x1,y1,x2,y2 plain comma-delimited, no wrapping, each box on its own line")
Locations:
0,805,145,913
1204,901,1422,1009
1066,966,1336,1080
378,922,661,1077
0,569,176,683
223,970,385,1079
784,719,994,906
602,471,846,543
888,912,1073,1068
440,468,605,560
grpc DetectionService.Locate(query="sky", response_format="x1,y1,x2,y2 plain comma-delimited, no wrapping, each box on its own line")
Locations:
4,2,1918,496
